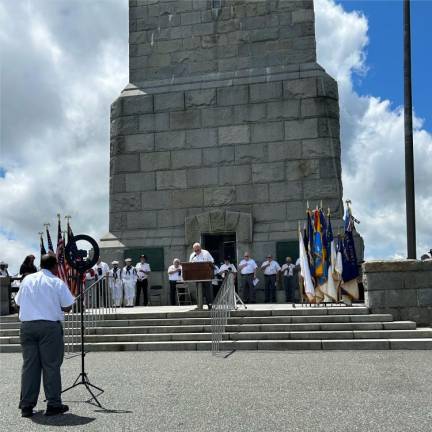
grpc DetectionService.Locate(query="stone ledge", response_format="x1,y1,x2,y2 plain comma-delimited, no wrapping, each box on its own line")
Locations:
363,259,432,273
122,63,328,95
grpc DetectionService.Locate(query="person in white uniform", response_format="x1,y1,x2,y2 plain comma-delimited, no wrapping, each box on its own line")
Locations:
109,261,123,307
261,255,281,303
122,258,137,307
189,242,214,309
92,258,110,306
135,255,151,306
238,252,258,303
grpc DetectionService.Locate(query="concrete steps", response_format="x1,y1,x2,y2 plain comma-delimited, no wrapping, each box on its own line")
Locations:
1,306,431,352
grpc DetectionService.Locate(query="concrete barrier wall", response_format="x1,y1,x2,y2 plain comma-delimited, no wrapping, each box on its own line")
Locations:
363,260,432,326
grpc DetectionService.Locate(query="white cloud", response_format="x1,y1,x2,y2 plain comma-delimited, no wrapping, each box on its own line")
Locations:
0,0,128,274
315,0,432,259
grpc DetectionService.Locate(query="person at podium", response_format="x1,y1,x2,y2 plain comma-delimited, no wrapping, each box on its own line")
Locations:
189,242,214,310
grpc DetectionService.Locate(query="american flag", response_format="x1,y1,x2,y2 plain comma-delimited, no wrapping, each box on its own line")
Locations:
66,221,78,295
56,219,68,285
46,226,55,253
40,233,47,256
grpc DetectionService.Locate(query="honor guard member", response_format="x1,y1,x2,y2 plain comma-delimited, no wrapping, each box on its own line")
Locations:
261,255,281,303
109,261,123,307
122,258,137,307
281,257,296,303
238,252,258,303
167,258,182,305
135,255,151,306
189,242,214,310
15,254,74,417
93,258,110,306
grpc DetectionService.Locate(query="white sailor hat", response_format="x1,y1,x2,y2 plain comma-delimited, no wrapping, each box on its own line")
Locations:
125,258,132,262
111,260,119,265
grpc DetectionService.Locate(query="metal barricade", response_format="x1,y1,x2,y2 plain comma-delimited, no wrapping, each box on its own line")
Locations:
210,272,236,355
63,274,114,358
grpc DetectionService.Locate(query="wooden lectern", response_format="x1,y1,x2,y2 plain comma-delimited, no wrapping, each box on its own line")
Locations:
181,262,213,310
181,262,213,281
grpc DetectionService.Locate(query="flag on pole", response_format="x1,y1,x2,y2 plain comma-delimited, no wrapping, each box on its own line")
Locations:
40,233,47,256
46,226,54,254
340,202,359,305
299,228,315,301
322,212,338,302
66,220,79,295
56,218,68,285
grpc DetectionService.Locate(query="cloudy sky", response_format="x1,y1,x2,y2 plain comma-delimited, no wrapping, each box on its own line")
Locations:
1,0,431,273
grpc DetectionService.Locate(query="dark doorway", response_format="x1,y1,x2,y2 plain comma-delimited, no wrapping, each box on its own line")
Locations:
202,233,236,266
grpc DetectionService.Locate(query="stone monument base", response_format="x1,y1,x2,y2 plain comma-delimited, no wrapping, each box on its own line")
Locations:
363,260,432,326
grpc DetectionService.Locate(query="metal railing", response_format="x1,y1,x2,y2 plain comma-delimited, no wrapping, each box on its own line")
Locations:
210,271,236,355
63,274,114,357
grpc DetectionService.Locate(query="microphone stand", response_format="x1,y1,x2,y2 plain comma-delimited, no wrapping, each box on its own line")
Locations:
61,270,104,407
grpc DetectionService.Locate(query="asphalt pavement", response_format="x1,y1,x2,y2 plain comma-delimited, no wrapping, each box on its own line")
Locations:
0,351,431,432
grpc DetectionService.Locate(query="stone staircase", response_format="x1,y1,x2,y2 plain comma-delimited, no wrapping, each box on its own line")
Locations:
1,306,431,352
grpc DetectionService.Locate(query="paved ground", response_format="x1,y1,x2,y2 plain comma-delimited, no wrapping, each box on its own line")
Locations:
0,351,431,432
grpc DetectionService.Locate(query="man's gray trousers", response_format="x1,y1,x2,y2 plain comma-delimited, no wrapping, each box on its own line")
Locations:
19,320,64,409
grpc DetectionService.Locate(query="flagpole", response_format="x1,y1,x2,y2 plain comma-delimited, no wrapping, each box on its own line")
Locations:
403,0,416,259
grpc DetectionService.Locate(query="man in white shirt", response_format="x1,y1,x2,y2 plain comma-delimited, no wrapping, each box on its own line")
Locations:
261,255,281,303
280,256,296,303
122,258,137,307
135,255,151,306
167,258,182,305
218,257,237,278
15,254,74,418
189,242,214,309
238,252,258,303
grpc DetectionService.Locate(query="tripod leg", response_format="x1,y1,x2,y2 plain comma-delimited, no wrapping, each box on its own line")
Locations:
83,383,103,408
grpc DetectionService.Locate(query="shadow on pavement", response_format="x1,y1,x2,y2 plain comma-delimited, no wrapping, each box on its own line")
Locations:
30,412,95,426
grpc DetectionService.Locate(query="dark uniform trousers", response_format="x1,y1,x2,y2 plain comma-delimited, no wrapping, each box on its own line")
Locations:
136,279,148,306
241,273,256,303
19,320,64,409
284,275,296,302
264,274,277,303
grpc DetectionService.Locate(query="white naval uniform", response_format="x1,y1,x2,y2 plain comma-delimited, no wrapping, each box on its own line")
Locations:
122,265,137,306
109,267,123,307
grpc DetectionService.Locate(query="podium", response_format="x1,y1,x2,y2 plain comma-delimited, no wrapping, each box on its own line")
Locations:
181,262,213,310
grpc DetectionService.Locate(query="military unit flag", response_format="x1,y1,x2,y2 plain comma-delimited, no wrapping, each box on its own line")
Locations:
299,202,360,305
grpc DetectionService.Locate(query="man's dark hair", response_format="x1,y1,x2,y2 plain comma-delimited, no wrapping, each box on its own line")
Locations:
40,254,58,270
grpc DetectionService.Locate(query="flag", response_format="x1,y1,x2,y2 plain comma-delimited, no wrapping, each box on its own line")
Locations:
299,229,315,301
40,233,47,256
46,226,54,254
340,203,359,304
322,213,338,302
56,219,68,285
66,221,79,295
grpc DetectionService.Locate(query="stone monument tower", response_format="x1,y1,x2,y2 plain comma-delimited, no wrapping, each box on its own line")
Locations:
101,0,343,299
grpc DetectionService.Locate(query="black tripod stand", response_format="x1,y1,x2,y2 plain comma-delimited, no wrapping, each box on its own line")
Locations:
61,271,104,407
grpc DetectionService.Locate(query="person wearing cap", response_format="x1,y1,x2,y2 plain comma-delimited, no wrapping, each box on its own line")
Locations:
167,258,182,305
122,258,137,307
238,252,258,303
92,258,110,307
0,261,9,277
281,256,296,303
135,255,151,306
261,254,281,303
109,261,123,307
